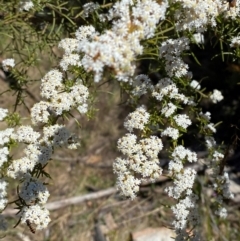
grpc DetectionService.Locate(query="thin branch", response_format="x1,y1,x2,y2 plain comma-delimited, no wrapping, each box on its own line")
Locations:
3,187,117,216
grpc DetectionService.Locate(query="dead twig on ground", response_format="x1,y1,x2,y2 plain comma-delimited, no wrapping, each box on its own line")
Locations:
3,187,117,216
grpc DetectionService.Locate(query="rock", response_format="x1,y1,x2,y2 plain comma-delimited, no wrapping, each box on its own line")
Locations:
132,227,175,241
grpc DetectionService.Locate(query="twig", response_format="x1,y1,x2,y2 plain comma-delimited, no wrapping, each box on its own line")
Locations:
3,187,117,216
17,232,32,241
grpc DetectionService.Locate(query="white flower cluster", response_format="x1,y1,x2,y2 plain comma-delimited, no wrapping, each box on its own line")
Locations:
161,127,179,140
31,69,89,125
0,179,8,231
12,125,40,144
210,89,224,104
19,0,34,11
0,181,8,231
0,179,8,211
207,123,216,133
2,58,15,72
190,80,201,90
24,143,52,166
19,205,50,230
205,136,216,149
230,36,240,48
193,33,204,44
215,207,227,219
165,145,199,231
7,124,78,179
166,168,196,199
58,36,81,71
59,0,168,80
124,106,150,132
0,108,8,121
82,2,100,17
213,172,234,199
0,109,13,169
60,53,81,71
200,111,211,121
171,194,199,231
172,145,198,163
161,103,177,118
174,114,192,129
0,147,9,168
152,78,190,104
205,143,234,219
19,174,50,205
57,0,168,82
58,39,79,56
131,75,153,97
200,111,217,134
113,134,163,199
4,123,80,230
42,124,78,148
201,110,230,219
151,77,193,139
7,157,36,180
173,0,239,32
159,38,190,78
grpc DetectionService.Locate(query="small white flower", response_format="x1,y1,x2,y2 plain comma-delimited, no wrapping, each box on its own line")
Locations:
24,144,52,166
161,103,177,117
200,111,211,121
152,78,178,101
19,0,34,11
165,168,196,199
230,36,240,48
0,128,14,145
7,157,35,179
0,108,8,121
210,89,224,104
215,207,227,219
161,127,179,140
171,194,199,230
117,133,138,156
19,175,50,205
172,145,197,163
42,124,71,147
190,80,201,90
12,126,40,144
206,123,216,133
40,69,63,99
75,26,97,41
0,147,9,168
59,53,81,71
173,114,192,129
58,38,78,54
83,2,100,17
31,101,51,125
193,33,204,44
124,106,150,132
205,136,216,149
159,38,189,78
213,151,224,162
131,74,153,97
140,136,163,158
2,58,15,71
116,173,141,200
